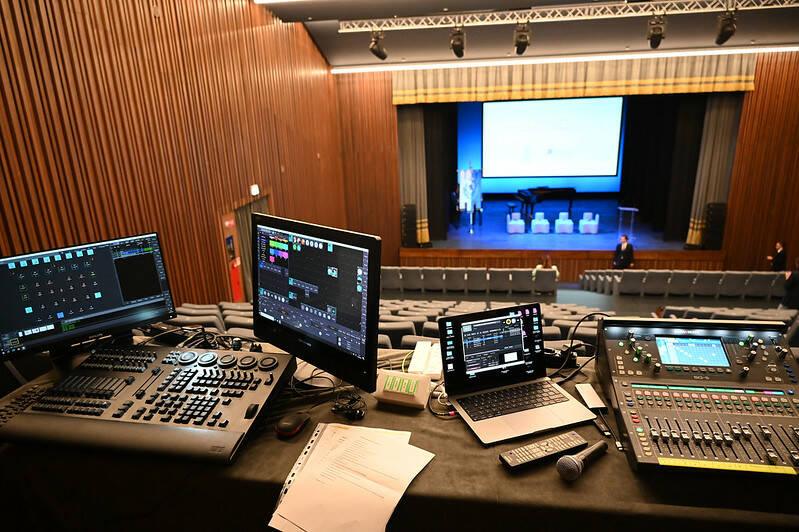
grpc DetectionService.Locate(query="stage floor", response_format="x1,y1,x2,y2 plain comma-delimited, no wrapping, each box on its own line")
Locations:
435,198,684,251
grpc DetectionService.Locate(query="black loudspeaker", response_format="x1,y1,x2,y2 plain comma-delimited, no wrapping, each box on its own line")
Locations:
702,202,726,250
401,204,418,248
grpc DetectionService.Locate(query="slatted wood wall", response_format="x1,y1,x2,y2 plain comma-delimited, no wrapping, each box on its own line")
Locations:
0,0,348,305
723,52,799,272
336,72,401,265
400,249,726,283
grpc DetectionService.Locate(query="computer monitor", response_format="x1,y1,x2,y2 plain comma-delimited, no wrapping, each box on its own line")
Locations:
251,214,381,393
0,233,176,357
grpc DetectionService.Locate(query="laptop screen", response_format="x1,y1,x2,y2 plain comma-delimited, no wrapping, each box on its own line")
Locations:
438,304,545,395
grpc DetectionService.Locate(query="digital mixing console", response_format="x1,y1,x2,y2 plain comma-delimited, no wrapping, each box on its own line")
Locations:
0,345,295,462
597,318,799,476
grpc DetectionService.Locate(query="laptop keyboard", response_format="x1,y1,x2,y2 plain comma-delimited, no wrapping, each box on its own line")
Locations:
458,381,568,422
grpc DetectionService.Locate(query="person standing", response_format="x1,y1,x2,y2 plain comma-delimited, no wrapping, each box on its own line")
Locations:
613,235,635,269
767,241,786,271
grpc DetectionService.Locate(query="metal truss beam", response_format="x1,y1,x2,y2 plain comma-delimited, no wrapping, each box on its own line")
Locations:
338,0,799,32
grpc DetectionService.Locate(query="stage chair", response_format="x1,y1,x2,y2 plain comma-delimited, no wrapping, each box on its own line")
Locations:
692,271,724,297
771,272,787,300
378,321,415,349
744,272,776,298
465,268,489,294
506,212,525,234
531,212,550,233
422,322,440,339
399,267,424,291
381,266,403,291
509,269,534,293
422,267,445,292
718,272,750,298
641,270,671,296
533,268,557,294
488,268,514,294
578,213,599,234
667,270,697,296
610,270,646,296
554,212,574,234
377,334,392,349
443,268,467,293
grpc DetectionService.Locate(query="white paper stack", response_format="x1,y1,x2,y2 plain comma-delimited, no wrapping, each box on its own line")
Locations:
270,423,435,532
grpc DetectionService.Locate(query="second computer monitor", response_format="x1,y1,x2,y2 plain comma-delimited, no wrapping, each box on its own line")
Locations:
251,214,381,392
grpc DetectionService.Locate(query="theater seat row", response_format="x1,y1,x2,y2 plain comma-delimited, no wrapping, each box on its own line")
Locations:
579,269,786,299
381,266,557,295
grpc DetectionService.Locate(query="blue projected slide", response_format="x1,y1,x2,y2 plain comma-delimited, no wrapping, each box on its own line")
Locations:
655,337,730,367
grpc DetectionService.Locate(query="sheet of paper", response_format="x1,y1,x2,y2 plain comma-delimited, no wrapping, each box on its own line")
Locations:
269,425,433,532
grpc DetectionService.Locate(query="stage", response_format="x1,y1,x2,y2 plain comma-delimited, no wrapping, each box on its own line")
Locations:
436,197,684,251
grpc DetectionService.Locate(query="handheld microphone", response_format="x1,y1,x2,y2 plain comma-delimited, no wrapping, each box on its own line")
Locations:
556,441,608,481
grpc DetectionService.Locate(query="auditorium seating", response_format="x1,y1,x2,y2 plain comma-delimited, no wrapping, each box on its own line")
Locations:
382,266,558,295
533,268,557,294
488,268,514,293
578,269,786,299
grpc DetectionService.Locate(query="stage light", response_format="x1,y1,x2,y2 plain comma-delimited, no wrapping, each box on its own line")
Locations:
450,26,465,58
715,10,737,45
513,23,531,55
369,30,387,60
647,15,666,49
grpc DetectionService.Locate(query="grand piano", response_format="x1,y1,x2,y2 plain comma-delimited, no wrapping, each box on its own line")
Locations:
516,187,577,218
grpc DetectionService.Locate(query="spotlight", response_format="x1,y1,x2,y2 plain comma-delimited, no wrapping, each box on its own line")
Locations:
647,15,666,49
513,23,531,55
369,30,387,60
450,25,465,58
715,10,737,45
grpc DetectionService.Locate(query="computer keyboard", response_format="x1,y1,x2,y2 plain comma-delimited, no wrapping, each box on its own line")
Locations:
0,383,51,428
458,380,568,421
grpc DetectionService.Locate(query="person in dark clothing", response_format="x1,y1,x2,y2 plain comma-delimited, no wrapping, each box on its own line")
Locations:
782,271,799,310
613,235,634,269
767,241,786,271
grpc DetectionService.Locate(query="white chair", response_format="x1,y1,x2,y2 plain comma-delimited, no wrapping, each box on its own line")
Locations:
554,212,574,234
578,212,599,234
531,212,550,234
506,212,525,234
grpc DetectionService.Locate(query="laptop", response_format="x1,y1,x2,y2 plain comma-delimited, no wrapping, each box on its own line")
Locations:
438,303,595,445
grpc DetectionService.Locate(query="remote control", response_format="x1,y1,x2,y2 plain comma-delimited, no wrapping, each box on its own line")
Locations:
499,431,588,470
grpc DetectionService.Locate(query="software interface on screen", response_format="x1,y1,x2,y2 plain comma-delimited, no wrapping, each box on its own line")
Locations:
655,337,731,367
256,224,370,360
454,308,542,379
0,234,174,356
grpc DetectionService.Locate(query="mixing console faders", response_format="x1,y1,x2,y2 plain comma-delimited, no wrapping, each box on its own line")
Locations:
0,345,296,462
597,318,799,476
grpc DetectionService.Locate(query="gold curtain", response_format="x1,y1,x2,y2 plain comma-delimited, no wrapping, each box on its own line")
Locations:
392,53,756,105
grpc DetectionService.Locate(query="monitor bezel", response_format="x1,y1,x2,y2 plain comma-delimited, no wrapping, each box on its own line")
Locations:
251,213,381,393
0,232,177,358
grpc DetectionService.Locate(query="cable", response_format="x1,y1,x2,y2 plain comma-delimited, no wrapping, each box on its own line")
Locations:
427,381,456,419
401,350,413,372
548,312,609,379
554,354,597,385
138,326,205,347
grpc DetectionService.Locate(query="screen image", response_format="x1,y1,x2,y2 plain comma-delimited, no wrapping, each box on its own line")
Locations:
461,315,527,375
655,337,730,367
483,97,624,178
256,225,370,361
0,234,174,356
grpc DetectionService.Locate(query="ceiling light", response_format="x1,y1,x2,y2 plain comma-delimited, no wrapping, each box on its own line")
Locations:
513,23,531,55
647,15,667,49
450,26,465,58
715,10,737,45
369,30,387,60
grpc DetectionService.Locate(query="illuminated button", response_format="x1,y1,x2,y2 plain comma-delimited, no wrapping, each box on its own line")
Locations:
633,357,639,363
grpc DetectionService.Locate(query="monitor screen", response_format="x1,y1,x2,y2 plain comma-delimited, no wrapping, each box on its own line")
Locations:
0,233,175,357
655,336,730,367
252,214,380,392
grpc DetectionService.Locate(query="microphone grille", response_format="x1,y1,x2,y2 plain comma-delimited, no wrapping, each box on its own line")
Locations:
556,455,582,481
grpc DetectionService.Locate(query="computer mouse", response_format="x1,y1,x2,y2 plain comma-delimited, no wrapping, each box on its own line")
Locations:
275,412,311,438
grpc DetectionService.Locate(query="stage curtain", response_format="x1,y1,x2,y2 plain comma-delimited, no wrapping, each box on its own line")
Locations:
685,93,744,247
398,105,430,244
392,53,756,104
423,104,458,241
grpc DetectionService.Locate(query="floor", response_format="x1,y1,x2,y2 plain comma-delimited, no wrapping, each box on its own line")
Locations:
436,197,685,251
382,285,782,318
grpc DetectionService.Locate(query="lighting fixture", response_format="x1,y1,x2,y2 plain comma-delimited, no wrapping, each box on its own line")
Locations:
369,30,387,60
647,15,667,49
450,25,465,58
513,22,531,55
715,10,737,45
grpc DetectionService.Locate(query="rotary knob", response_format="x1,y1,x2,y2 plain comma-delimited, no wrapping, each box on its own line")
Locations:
654,362,661,373
259,356,278,371
777,347,788,360
747,350,757,362
643,353,652,364
198,352,218,366
238,355,257,370
739,366,750,378
218,354,237,368
178,351,199,365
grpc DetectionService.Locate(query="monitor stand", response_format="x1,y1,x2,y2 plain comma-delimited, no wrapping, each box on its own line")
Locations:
293,360,342,389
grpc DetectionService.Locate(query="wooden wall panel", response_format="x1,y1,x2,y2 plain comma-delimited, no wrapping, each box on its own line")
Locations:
335,72,401,265
723,52,799,272
0,0,347,305
400,248,726,283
